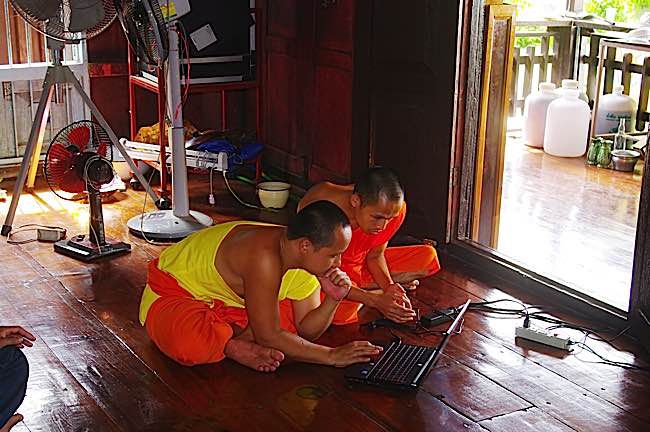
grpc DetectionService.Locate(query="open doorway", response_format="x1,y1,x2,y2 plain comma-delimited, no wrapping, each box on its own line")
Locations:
466,0,649,312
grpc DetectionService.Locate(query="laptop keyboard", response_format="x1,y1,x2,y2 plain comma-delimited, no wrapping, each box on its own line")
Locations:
368,342,435,384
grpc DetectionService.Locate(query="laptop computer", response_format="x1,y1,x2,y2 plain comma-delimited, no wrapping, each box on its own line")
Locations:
345,299,471,391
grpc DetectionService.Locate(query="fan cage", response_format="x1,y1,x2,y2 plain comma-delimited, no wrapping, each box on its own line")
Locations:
10,0,117,43
44,120,113,201
114,0,168,67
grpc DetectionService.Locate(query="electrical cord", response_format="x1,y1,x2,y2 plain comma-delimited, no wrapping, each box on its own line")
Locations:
7,223,66,245
221,171,278,212
138,167,171,245
370,296,647,372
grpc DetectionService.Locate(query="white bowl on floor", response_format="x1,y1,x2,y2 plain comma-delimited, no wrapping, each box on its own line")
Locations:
257,182,291,209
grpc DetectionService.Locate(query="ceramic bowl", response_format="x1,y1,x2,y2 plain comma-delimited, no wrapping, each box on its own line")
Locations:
257,181,291,209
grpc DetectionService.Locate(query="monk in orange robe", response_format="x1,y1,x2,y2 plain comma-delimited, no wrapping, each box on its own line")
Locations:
139,201,381,371
299,167,441,324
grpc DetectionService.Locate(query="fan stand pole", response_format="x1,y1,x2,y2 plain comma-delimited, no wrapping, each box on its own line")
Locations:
1,68,55,236
88,186,106,246
1,61,163,237
125,24,213,241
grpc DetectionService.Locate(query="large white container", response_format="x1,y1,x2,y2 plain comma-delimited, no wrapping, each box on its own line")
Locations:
523,82,559,148
543,89,591,157
558,79,590,104
595,84,637,135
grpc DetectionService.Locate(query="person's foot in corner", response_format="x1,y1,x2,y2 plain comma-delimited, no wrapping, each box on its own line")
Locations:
224,338,285,372
0,413,23,432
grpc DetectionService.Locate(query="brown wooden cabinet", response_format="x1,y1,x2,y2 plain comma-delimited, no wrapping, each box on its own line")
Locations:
262,0,460,242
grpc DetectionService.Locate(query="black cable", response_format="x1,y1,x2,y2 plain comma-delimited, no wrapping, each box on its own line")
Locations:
570,341,650,372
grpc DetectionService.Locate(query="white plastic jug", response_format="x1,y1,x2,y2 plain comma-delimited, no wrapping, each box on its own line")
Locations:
558,79,589,104
523,82,559,148
543,89,591,157
595,84,637,135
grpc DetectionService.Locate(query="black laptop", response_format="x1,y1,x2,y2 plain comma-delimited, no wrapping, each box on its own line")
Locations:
345,299,471,390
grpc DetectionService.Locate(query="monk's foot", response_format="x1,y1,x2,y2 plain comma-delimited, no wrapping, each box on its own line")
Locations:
224,339,285,372
0,414,23,432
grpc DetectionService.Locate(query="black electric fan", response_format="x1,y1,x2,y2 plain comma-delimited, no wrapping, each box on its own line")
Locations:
44,121,131,261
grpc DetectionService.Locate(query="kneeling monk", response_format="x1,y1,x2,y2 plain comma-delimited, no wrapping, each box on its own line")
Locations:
139,201,381,372
299,167,441,325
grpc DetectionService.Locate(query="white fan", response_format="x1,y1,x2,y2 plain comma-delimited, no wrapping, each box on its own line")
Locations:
115,0,213,240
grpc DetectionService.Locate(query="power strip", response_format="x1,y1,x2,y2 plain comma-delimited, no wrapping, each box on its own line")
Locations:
515,326,571,350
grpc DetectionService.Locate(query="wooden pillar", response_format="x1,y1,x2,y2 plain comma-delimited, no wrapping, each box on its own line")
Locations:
470,0,516,247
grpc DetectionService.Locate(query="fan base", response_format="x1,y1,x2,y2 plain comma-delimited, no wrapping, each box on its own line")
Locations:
127,210,214,241
54,235,131,262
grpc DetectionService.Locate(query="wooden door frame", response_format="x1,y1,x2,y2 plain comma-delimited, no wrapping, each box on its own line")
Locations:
447,0,650,337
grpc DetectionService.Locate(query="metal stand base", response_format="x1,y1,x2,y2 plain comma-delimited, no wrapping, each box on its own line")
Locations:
54,235,131,262
127,210,213,241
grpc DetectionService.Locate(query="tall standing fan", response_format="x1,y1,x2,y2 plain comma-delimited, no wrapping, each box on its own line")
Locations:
115,0,213,240
1,0,164,238
45,121,131,261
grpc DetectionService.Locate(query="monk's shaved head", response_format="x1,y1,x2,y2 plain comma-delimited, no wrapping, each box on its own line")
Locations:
353,166,403,206
287,200,351,248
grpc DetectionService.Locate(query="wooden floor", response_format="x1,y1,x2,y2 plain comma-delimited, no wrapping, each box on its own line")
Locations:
1,173,649,431
498,135,644,311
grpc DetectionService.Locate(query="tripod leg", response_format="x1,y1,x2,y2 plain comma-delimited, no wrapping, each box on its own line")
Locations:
64,68,161,206
1,75,55,236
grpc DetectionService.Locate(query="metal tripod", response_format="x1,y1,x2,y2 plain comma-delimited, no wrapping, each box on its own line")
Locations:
1,50,163,237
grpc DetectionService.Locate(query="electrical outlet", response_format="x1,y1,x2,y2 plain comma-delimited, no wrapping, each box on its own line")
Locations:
515,326,571,350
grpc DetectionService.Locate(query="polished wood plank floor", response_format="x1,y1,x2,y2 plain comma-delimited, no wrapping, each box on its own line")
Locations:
498,135,644,311
1,173,649,431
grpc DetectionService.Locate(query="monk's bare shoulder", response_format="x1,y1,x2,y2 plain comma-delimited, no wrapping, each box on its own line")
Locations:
299,182,350,210
218,225,283,281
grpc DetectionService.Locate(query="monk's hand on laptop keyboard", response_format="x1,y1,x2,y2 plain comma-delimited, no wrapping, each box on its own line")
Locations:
318,268,352,301
374,284,417,323
327,340,383,367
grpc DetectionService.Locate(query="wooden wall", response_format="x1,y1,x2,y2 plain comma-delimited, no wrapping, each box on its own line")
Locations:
86,20,131,138
262,0,461,242
366,1,460,242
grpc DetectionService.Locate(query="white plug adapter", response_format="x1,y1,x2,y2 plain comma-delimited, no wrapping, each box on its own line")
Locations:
37,228,66,242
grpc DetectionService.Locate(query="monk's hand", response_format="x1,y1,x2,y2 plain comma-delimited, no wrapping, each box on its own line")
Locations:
0,326,36,349
403,279,419,291
328,341,383,367
374,284,416,323
319,268,352,301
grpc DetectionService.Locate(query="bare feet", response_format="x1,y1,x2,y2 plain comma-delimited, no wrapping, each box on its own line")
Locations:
0,414,23,432
224,338,285,372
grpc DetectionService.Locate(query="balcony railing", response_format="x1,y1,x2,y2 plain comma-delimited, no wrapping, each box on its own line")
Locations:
510,18,649,131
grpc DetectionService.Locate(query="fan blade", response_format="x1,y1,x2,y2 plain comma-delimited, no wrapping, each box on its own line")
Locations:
46,143,74,185
59,173,86,194
68,124,91,151
68,0,105,32
12,0,62,21
96,142,108,157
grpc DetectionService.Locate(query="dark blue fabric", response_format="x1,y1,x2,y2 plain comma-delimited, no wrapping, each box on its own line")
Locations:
0,347,28,427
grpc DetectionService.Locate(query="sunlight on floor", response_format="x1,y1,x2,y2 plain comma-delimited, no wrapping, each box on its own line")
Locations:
497,132,643,311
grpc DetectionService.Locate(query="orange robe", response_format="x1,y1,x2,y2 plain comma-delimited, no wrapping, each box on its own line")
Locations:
144,259,298,366
329,203,441,324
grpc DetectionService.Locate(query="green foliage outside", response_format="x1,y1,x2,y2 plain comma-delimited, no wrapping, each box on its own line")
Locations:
585,0,650,22
511,0,650,48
